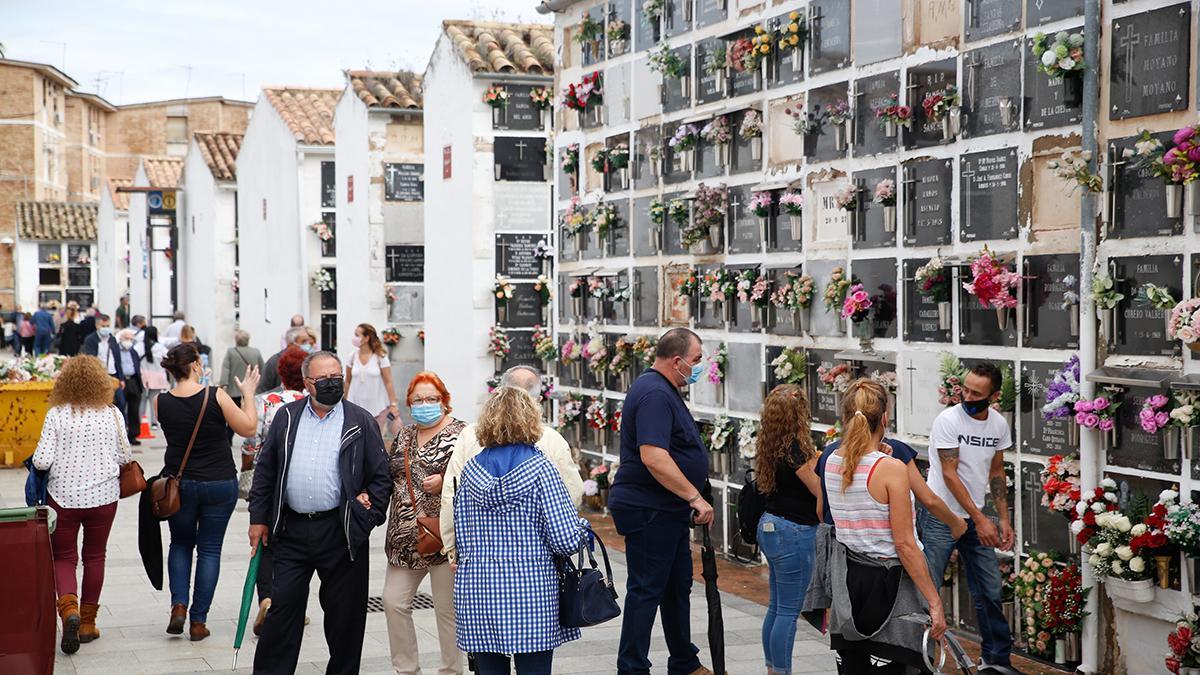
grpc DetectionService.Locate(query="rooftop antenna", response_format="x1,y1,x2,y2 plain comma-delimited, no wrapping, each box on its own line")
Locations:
182,65,193,102
40,41,66,71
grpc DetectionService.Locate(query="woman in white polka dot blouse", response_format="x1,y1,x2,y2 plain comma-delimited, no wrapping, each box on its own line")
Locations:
32,355,133,655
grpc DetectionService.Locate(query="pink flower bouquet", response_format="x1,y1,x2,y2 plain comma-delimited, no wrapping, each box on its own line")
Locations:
1139,395,1171,434
841,283,873,322
963,247,1020,309
1073,395,1119,431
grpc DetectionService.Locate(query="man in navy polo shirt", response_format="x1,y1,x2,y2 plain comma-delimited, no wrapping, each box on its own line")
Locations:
608,328,714,675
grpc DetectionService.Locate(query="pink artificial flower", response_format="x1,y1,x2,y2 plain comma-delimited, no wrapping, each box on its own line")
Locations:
1139,409,1155,423
1092,397,1109,410
852,290,869,303
1075,400,1094,413
1142,420,1158,434
1075,412,1088,425
1098,418,1115,432
1175,126,1196,145
1164,148,1180,165
1083,413,1100,428
1150,394,1169,407
1188,146,1200,164
1156,412,1170,427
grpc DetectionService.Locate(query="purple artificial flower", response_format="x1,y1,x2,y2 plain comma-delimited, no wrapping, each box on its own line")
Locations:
1175,126,1196,146
1188,146,1200,163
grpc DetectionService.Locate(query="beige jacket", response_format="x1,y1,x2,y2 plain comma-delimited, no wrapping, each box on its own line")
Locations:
439,423,583,559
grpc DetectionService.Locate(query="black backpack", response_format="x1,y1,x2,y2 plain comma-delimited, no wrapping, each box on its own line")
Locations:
737,468,766,547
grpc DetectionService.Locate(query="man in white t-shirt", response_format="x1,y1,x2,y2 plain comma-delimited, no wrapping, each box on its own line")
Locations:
924,362,1016,673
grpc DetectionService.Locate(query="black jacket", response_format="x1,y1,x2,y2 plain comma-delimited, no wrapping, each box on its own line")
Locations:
81,333,139,380
248,397,392,561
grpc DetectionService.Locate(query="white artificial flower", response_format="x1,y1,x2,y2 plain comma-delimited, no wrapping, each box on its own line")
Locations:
1071,519,1085,534
1076,501,1088,516
1101,478,1117,489
1058,58,1076,71
1131,524,1148,537
1041,50,1057,67
1104,492,1117,502
1161,489,1179,503
1114,515,1132,532
1129,557,1145,573
1088,554,1101,566
1112,560,1124,575
1095,542,1112,556
1116,545,1134,561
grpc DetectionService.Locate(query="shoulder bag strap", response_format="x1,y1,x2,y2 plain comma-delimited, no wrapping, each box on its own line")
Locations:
233,348,249,367
402,434,423,517
175,386,210,479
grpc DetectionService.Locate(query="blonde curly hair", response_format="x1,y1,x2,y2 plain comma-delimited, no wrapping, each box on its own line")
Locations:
48,356,115,408
476,386,542,448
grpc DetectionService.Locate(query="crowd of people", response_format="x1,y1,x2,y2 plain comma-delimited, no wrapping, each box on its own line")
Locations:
24,318,1021,674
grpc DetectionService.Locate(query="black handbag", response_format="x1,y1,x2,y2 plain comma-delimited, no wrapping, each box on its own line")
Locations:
557,532,621,628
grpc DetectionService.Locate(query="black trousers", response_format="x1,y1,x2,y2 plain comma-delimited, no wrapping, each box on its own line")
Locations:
253,510,369,675
123,378,142,441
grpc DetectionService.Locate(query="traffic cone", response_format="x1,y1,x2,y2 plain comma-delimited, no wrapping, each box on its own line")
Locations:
137,415,154,440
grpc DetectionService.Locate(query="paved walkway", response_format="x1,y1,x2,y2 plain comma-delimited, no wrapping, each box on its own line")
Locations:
3,435,836,674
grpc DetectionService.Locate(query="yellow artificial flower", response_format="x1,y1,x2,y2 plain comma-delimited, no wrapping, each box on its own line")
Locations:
789,23,798,33
789,11,799,20
790,35,799,46
755,26,764,34
760,44,770,54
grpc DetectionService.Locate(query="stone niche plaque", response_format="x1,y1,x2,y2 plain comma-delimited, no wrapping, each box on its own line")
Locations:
611,270,631,324
1026,0,1082,26
727,28,761,98
496,84,542,131
695,122,723,181
962,40,1021,138
769,12,804,87
580,206,601,262
906,59,957,149
501,329,539,372
1110,254,1182,357
1020,463,1073,555
959,262,1018,347
807,349,843,426
765,267,802,337
663,123,690,187
851,166,898,249
495,233,543,279
903,258,951,343
853,71,901,157
806,83,850,163
1022,31,1084,130
632,266,660,327
579,5,605,68
494,182,549,232
663,45,693,114
1109,386,1180,474
1109,131,1184,239
633,126,661,192
964,0,1021,43
806,259,849,337
387,286,424,323
728,266,763,334
609,199,632,258
558,211,578,263
662,191,687,255
851,257,898,338
663,0,691,39
731,108,761,174
384,163,423,202
1109,4,1191,120
853,0,901,65
959,148,1018,242
727,184,762,254
1020,360,1080,458
696,265,726,330
695,39,728,106
810,0,851,75
1024,254,1081,350
631,195,658,257
634,0,658,52
696,0,727,29
812,180,852,245
903,158,952,246
494,137,547,182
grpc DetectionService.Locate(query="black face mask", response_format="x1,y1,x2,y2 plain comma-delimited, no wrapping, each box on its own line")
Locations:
961,398,990,416
312,377,344,406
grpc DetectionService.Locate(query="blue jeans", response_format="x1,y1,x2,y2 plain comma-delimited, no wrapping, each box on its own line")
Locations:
473,650,553,675
757,513,817,675
33,332,51,355
920,511,1012,666
611,506,701,675
167,478,237,623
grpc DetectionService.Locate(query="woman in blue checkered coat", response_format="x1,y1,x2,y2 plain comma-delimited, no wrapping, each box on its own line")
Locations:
453,386,587,675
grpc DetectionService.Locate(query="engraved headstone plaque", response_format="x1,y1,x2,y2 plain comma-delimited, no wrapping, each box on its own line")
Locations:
612,270,631,324
500,284,546,329
633,266,660,327
384,163,423,201
904,258,951,343
494,137,547,182
695,122,723,181
500,329,540,371
663,192,687,255
959,148,1018,242
962,40,1022,138
959,261,1018,346
807,259,849,337
387,286,424,323
696,264,726,330
580,204,602,261
851,166,898,249
727,184,762,254
853,0,901,65
1020,360,1080,458
579,6,605,67
558,211,578,263
1108,386,1180,474
1024,254,1081,350
1109,131,1184,239
1109,4,1191,120
731,108,761,174
386,245,424,282
495,84,542,131
853,71,901,157
810,0,851,75
632,195,658,257
663,45,694,113
663,0,692,38
663,122,690,186
608,199,631,258
495,182,550,231
1026,0,1083,26
1023,31,1083,130
964,0,1021,42
495,234,542,279
634,0,659,52
1020,462,1073,557
903,158,952,246
696,38,729,106
633,125,662,191
1111,255,1182,357
770,11,805,86
695,0,727,29
906,59,957,149
807,349,842,426
727,266,762,334
806,83,851,162
851,257,898,338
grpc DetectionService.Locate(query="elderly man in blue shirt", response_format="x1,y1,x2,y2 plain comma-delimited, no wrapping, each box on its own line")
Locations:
248,350,392,675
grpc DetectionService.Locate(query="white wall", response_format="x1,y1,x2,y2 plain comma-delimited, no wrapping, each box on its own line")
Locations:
298,151,333,344
334,86,378,352
181,139,238,364
127,164,150,326
13,241,38,310
96,189,128,314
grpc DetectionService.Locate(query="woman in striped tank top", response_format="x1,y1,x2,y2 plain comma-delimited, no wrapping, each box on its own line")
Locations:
825,379,945,672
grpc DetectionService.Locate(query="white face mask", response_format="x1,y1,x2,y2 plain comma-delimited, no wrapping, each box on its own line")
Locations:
119,339,133,350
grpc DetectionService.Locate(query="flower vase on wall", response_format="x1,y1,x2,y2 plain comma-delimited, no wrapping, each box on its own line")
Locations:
793,307,809,334
497,304,508,324
572,296,584,318
834,122,847,151
995,307,1009,331
790,215,802,240
790,47,801,72
852,320,873,353
1067,422,1079,447
618,167,629,190
679,75,690,98
717,143,729,168
882,205,896,233
1187,181,1200,216
883,119,897,138
1156,555,1172,588
750,136,762,161
492,105,504,128
938,301,951,331
1164,426,1181,461
1166,183,1184,219
708,223,721,248
714,383,725,406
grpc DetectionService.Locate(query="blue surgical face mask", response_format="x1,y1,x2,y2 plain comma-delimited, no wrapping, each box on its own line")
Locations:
677,358,704,386
411,403,444,426
961,398,990,416
300,343,315,353
97,326,112,339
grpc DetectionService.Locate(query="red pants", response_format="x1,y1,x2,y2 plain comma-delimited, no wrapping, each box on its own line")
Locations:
47,497,118,604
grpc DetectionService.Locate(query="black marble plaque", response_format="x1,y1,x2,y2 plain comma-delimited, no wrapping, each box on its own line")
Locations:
962,40,1021,138
964,0,1021,42
501,329,540,371
765,267,803,337
959,148,1018,242
728,266,764,334
384,163,423,201
495,84,542,131
906,59,957,149
663,45,693,113
728,28,761,98
386,245,424,282
663,122,690,186
1110,4,1191,120
609,199,631,258
959,261,1018,347
495,234,542,279
1023,32,1084,130
764,345,784,394
634,0,659,52
731,108,761,174
633,266,660,327
696,265,726,330
903,158,952,246
499,285,545,329
580,208,601,261
851,258,898,338
1109,131,1185,239
1108,386,1180,474
662,192,687,255
727,185,762,254
852,167,898,249
853,71,901,157
695,39,728,106
632,196,658,257
612,270,631,324
633,126,661,191
806,83,850,163
1111,254,1182,357
769,11,804,86
1024,254,1081,350
810,0,850,75
695,124,723,181
1026,0,1082,26
853,0,901,65
695,0,726,28
1020,463,1073,557
494,137,547,182
807,349,843,426
663,0,692,38
903,258,951,343
770,192,801,253
1020,361,1080,458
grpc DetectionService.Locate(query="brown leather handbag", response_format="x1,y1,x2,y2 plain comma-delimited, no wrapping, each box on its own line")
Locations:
112,406,147,498
403,439,444,557
151,386,210,518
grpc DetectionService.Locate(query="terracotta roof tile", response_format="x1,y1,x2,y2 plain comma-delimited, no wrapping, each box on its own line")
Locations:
194,132,242,181
347,70,423,109
443,20,555,75
142,157,184,188
16,201,98,241
263,87,341,145
107,177,132,211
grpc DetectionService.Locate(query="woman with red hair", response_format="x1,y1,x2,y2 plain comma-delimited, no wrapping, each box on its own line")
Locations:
381,371,464,675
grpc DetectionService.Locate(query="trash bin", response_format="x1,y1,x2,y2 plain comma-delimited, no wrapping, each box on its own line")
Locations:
0,506,56,674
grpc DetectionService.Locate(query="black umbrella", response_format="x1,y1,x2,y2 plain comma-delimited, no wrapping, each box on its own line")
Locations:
698,523,725,675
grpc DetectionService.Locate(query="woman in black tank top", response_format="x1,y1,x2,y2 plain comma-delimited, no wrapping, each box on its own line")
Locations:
155,342,261,641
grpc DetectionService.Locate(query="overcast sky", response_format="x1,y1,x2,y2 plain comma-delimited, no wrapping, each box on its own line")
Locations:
3,0,547,105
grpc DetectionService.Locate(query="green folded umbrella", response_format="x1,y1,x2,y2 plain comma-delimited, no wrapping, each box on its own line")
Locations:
232,547,261,670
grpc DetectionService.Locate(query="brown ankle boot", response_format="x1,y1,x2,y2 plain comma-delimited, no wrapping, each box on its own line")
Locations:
189,621,210,641
79,603,100,643
167,604,186,635
57,594,80,654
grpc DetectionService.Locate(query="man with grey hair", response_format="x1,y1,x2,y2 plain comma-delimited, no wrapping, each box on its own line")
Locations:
258,326,316,394
280,314,305,350
439,365,584,559
162,310,187,346
221,329,265,443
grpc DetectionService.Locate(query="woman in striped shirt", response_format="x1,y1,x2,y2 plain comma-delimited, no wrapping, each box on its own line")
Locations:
825,378,945,672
